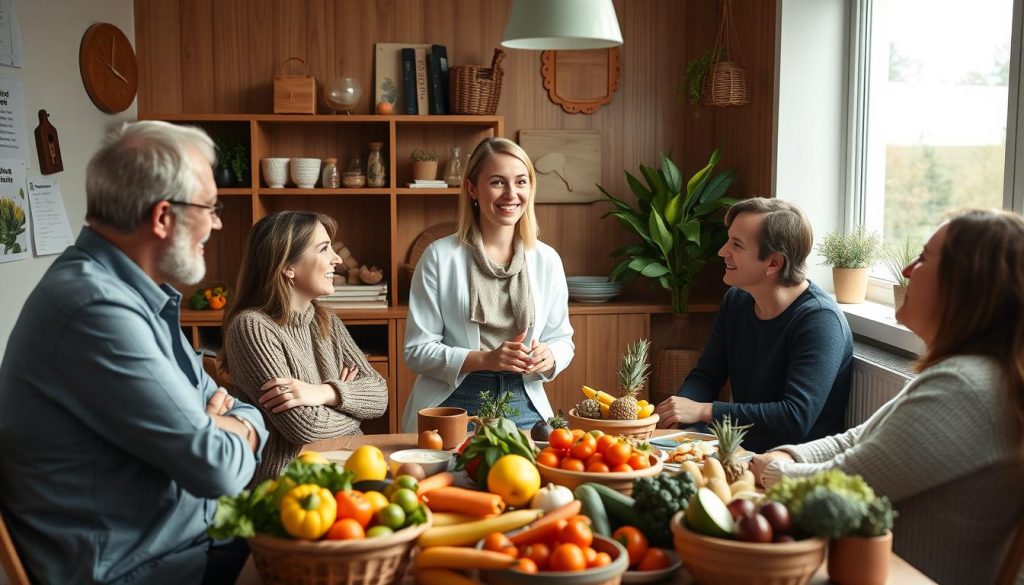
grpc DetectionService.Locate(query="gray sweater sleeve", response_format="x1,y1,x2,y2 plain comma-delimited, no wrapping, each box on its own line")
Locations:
323,314,388,420
224,312,362,444
761,363,1006,502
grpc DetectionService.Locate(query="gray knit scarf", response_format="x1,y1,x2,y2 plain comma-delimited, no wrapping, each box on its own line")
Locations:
467,230,534,334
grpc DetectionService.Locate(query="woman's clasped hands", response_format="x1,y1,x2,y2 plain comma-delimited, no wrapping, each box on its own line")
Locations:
258,367,358,412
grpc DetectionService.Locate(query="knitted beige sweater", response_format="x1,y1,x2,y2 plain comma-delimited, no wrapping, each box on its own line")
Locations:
761,355,1024,584
223,306,388,484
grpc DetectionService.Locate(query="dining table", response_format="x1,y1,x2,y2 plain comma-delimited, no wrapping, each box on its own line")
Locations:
235,430,936,585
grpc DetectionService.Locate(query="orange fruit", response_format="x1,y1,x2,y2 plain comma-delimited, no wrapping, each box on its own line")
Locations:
515,557,539,574
375,101,394,115
549,543,587,572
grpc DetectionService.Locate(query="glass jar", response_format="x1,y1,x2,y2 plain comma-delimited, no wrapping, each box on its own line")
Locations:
321,158,340,188
342,156,366,188
367,142,386,187
444,146,464,187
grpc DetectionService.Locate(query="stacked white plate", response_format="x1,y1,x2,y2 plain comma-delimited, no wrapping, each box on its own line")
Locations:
566,276,623,303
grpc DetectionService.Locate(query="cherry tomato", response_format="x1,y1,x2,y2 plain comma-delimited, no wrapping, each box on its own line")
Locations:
536,451,561,468
612,526,649,567
483,532,515,552
604,442,632,467
637,547,673,571
592,551,613,567
559,457,585,472
595,434,618,455
585,461,610,473
570,434,597,460
611,463,633,473
334,490,373,528
559,518,593,549
549,542,587,572
521,542,551,571
548,428,574,451
514,557,539,574
627,452,650,470
325,518,365,540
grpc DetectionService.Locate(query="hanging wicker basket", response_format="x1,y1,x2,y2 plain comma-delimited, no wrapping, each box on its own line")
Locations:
702,0,752,107
450,49,506,115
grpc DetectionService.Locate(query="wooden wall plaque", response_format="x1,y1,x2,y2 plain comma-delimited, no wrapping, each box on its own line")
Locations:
540,48,621,114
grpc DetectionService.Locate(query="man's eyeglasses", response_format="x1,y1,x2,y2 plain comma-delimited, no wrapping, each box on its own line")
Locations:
166,199,224,218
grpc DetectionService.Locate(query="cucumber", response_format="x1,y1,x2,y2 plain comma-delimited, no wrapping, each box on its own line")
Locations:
574,484,610,537
585,483,646,530
352,479,392,493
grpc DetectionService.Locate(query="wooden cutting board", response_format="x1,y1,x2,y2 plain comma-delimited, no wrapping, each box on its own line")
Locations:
519,130,602,203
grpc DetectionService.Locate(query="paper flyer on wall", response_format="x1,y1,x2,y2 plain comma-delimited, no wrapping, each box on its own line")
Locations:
28,175,72,256
0,0,23,68
0,158,28,262
0,77,27,162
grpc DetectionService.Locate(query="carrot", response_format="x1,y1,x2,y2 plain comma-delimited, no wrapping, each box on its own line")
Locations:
416,546,519,570
417,472,454,495
528,499,582,530
415,568,481,585
422,486,505,516
508,518,566,546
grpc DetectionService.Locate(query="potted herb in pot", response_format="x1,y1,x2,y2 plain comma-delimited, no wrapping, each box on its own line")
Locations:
599,149,737,314
817,226,882,304
882,236,916,310
827,495,896,585
214,139,250,188
410,149,439,182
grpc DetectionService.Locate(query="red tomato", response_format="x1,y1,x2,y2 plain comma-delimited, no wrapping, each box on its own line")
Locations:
335,490,373,528
604,442,632,467
559,518,593,549
521,542,551,571
612,526,649,567
585,461,610,473
536,451,561,468
515,557,539,574
595,434,618,455
325,518,365,540
627,452,650,470
637,547,673,571
483,532,515,552
559,457,585,472
549,543,587,572
548,428,574,451
570,434,597,460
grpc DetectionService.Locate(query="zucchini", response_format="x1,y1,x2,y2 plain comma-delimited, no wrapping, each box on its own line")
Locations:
574,484,610,537
586,483,647,531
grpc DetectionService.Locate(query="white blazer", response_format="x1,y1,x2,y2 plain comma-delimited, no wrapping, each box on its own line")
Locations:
401,234,575,432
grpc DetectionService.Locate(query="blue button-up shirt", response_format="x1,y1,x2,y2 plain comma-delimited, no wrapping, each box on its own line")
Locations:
0,227,268,584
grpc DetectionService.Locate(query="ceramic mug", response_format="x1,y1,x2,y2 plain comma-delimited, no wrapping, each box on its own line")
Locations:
417,407,483,450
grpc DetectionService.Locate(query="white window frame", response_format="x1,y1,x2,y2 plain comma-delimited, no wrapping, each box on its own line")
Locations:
842,0,1024,349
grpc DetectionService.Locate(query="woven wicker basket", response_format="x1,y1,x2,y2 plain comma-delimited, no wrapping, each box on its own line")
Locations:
248,515,431,585
651,348,701,405
701,61,751,107
450,49,506,115
566,408,659,440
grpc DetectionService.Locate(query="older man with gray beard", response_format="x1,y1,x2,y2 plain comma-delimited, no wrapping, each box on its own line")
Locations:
0,121,268,584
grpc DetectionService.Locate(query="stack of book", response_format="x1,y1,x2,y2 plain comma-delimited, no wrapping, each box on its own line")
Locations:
406,180,448,189
318,282,389,310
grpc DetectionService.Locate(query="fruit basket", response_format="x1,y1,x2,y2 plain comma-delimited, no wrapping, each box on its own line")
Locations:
567,408,659,440
248,513,432,585
477,533,630,585
536,452,663,496
670,511,826,585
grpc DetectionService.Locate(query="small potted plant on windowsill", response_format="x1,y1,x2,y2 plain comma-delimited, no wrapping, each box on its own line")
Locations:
214,139,250,188
818,226,882,304
882,236,916,310
410,149,439,182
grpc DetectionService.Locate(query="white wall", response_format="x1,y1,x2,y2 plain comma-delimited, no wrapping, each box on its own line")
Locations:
775,0,849,289
0,0,135,356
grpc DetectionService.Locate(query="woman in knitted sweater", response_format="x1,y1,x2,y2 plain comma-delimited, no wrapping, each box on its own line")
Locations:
750,210,1024,584
401,138,574,431
222,211,387,483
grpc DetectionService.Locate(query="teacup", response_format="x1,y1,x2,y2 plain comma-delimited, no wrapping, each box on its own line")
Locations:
417,407,482,450
261,158,289,188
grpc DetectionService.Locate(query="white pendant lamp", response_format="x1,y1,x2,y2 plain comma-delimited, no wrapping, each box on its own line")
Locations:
501,0,623,50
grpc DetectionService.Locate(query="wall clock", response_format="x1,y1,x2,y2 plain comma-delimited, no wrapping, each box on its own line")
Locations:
79,23,138,114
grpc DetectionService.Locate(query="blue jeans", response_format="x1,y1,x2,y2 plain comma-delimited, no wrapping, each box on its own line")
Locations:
440,371,543,429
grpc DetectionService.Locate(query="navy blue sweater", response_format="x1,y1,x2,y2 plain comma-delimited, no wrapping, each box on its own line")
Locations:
678,281,853,452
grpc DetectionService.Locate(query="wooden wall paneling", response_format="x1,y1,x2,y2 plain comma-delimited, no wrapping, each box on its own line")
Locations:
205,196,252,293
246,1,275,112
134,0,182,114
211,0,249,113
394,196,459,303
180,0,215,113
364,360,391,434
389,192,399,306
395,318,413,431
251,121,271,218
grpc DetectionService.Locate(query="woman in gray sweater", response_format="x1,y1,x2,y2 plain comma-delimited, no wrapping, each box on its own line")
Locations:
751,209,1024,584
222,211,387,483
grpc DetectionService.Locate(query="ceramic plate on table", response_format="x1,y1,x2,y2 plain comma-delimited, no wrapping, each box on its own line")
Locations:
621,549,682,583
650,431,718,450
318,450,353,464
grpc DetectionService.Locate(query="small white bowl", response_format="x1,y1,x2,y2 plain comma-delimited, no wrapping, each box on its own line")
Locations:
261,157,289,188
289,158,321,188
388,448,452,478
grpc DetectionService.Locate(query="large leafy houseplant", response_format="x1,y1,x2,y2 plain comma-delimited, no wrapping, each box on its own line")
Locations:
599,150,736,313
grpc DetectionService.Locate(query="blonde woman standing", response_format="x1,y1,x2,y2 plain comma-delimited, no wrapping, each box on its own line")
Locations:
402,138,575,431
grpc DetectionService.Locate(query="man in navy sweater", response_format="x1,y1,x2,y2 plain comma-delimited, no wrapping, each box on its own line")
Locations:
655,197,853,453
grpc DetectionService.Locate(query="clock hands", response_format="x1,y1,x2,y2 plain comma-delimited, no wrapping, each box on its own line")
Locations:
106,62,129,84
103,34,128,84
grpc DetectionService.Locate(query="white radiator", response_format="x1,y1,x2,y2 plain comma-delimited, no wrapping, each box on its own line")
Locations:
846,356,912,428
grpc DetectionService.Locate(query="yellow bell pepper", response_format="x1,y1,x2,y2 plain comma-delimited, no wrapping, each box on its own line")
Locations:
280,484,337,540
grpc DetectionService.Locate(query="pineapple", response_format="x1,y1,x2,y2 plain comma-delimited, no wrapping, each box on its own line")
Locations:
710,415,753,484
548,411,569,430
609,339,651,420
576,398,603,419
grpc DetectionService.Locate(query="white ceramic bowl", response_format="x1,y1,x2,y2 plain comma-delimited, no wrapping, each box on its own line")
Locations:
388,448,452,477
289,158,321,188
261,157,289,188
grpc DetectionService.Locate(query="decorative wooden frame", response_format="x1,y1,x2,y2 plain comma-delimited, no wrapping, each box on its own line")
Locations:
541,48,621,114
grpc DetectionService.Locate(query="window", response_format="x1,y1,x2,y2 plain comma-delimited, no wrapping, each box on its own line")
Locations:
848,0,1021,276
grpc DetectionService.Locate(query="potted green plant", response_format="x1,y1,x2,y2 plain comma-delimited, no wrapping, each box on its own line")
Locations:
214,139,250,188
677,48,718,112
817,226,882,304
599,149,736,314
410,149,439,182
882,236,916,310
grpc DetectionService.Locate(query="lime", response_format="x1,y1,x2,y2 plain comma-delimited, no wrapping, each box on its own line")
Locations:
393,475,419,492
390,488,421,514
377,503,406,530
366,525,394,538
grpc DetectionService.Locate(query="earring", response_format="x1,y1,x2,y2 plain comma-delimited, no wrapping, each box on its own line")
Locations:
471,198,479,208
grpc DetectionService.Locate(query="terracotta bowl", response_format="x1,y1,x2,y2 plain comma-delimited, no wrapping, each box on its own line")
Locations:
566,408,659,440
477,533,629,585
536,452,662,496
670,511,826,585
